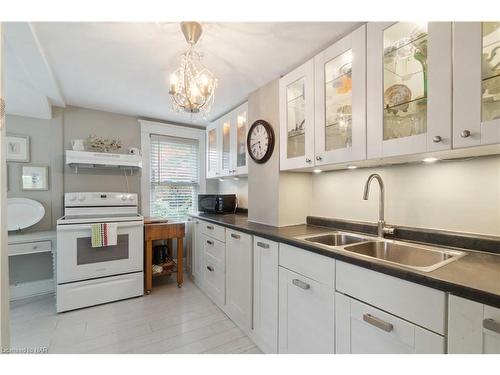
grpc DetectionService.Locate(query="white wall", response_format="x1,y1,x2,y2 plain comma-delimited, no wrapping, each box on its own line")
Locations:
310,156,500,236
217,177,248,209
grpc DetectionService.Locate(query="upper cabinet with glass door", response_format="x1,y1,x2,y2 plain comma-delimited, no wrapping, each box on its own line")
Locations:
453,22,500,148
314,25,366,166
367,22,452,159
220,114,232,176
206,121,220,179
279,59,315,170
231,102,248,175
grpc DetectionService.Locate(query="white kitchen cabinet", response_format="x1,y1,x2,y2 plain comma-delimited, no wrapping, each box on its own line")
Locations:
206,102,248,178
448,294,500,354
202,233,226,308
279,59,315,170
252,237,279,354
367,22,452,158
206,122,220,178
191,218,205,290
225,229,253,333
219,113,232,176
230,102,249,175
453,22,500,149
335,292,445,354
278,267,335,353
314,25,366,166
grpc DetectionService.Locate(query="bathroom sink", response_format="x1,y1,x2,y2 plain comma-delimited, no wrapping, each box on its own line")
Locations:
301,232,369,247
343,241,466,272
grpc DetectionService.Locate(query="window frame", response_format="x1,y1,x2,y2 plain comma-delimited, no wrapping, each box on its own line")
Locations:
140,120,207,221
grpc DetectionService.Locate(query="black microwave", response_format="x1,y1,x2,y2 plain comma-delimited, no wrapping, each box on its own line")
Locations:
198,194,237,214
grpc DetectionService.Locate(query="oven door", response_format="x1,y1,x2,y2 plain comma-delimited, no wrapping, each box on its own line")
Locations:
57,220,143,283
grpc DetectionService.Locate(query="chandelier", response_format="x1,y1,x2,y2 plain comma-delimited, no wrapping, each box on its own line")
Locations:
169,22,217,117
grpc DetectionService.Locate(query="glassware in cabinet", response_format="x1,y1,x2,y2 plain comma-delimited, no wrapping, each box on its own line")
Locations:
383,22,428,141
286,78,306,159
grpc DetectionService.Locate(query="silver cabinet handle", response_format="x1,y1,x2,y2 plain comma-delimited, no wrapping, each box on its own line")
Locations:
206,240,214,245
316,156,323,161
483,318,500,334
292,279,310,290
230,233,240,239
433,136,442,143
305,158,312,163
206,265,214,272
256,241,269,249
206,225,214,230
460,130,471,138
363,313,393,333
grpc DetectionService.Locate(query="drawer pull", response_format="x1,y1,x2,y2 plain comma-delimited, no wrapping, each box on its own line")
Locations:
206,240,214,245
206,265,214,272
207,225,214,230
363,313,393,333
483,318,500,334
256,241,269,249
230,233,240,239
292,279,310,290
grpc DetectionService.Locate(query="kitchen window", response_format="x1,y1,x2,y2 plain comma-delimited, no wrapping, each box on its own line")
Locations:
150,134,199,220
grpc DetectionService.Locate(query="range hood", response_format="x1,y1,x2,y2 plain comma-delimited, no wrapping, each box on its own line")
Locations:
65,150,142,172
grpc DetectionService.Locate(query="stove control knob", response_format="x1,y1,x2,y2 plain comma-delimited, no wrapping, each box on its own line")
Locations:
120,195,127,201
128,195,134,201
78,195,85,202
68,195,76,201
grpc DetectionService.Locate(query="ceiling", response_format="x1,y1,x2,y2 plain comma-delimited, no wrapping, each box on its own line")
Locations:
5,22,361,125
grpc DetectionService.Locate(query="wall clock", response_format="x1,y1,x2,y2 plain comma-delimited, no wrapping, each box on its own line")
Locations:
247,120,275,164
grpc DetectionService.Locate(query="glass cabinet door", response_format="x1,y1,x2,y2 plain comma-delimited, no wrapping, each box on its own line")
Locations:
221,116,231,175
367,22,452,158
206,124,219,178
279,59,315,171
233,102,248,175
454,22,500,148
314,25,366,165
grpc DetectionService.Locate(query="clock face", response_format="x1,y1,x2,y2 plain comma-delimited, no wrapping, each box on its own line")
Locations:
247,120,274,164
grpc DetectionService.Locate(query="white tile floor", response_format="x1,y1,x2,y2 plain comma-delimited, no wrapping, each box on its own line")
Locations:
9,277,261,354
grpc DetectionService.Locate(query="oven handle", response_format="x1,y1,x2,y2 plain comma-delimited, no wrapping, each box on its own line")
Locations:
57,221,143,231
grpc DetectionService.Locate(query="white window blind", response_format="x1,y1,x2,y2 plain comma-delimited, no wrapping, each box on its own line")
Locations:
150,134,199,220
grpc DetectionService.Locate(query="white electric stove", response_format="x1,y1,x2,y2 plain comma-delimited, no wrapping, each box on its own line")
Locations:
56,192,144,312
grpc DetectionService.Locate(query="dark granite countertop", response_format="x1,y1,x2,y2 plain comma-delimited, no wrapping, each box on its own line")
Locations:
190,212,500,308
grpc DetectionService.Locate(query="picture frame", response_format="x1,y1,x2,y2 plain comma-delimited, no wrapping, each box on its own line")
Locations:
6,134,30,162
21,165,49,191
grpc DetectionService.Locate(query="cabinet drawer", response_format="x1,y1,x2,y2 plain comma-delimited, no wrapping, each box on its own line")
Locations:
204,255,225,307
8,240,52,256
336,261,446,335
335,292,445,354
279,243,335,286
200,220,225,242
202,234,225,263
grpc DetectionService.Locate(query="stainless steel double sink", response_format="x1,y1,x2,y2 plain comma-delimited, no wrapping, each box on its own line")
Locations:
296,232,466,272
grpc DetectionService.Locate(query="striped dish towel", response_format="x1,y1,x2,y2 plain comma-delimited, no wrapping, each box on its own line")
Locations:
91,223,118,247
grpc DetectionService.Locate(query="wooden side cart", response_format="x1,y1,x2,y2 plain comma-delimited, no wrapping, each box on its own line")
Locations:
143,218,185,294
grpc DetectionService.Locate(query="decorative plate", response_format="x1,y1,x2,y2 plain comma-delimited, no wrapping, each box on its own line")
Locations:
384,84,412,114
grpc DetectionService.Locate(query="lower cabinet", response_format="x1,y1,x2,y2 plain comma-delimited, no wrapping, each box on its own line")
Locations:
277,243,336,354
225,229,253,332
448,295,500,354
335,292,445,354
191,219,205,290
203,233,226,307
252,236,279,353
